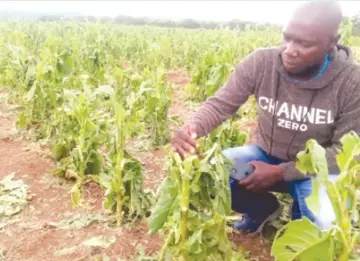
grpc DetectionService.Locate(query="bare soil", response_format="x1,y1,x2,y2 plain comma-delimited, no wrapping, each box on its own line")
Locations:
0,72,275,261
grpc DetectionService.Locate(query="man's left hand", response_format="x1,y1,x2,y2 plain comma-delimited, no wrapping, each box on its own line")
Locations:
239,161,284,193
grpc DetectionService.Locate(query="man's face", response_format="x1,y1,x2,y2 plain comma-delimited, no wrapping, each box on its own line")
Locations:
280,20,335,74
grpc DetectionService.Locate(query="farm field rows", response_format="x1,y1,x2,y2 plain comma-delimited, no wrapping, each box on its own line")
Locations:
0,21,360,261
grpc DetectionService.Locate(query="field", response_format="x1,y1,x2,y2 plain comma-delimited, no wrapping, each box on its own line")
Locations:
0,21,360,261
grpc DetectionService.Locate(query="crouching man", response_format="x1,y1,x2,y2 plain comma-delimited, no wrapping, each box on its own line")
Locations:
171,0,360,233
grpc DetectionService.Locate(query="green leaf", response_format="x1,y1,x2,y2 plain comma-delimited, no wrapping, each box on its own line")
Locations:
336,131,360,172
148,194,176,235
24,82,37,102
271,218,333,261
70,184,81,208
148,178,177,235
305,178,321,216
296,139,328,181
16,112,27,129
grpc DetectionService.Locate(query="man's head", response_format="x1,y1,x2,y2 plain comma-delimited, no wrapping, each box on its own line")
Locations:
280,0,342,75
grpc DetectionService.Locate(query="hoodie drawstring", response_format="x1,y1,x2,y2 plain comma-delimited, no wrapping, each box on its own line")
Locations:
268,73,318,161
268,74,280,156
285,91,318,160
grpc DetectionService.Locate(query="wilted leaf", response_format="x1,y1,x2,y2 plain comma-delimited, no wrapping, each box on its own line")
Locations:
96,85,114,96
82,235,116,248
48,213,107,229
148,178,177,235
0,173,28,219
54,246,77,256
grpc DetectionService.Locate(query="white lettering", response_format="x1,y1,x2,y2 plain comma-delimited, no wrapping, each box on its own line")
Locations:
290,105,302,122
259,97,269,110
300,124,308,131
327,110,334,123
258,96,333,128
269,99,276,114
277,102,290,118
278,118,285,128
285,120,291,129
315,109,327,124
302,107,315,124
278,118,308,132
292,122,299,131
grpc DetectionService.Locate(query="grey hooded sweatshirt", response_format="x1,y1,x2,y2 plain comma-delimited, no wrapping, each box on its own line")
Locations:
187,45,360,181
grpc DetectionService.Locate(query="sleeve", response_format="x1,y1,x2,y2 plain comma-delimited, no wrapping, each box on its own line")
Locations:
280,75,360,181
186,49,262,137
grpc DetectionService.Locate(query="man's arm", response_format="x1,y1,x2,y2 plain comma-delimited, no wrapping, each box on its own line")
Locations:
280,74,360,181
186,50,262,138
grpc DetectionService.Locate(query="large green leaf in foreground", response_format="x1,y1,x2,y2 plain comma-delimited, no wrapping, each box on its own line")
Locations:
271,218,333,261
296,139,329,216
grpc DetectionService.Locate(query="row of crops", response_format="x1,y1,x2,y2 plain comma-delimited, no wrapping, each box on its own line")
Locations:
0,20,360,260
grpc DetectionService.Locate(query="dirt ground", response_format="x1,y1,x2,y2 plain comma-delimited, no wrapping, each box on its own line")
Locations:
0,73,275,261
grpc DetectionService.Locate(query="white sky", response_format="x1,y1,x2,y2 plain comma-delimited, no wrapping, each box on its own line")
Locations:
1,1,360,25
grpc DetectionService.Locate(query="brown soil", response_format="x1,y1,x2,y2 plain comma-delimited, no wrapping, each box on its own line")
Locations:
167,70,194,125
0,98,162,261
0,70,274,261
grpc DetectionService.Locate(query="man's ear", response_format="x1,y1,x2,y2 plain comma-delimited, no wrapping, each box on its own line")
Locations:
328,33,340,52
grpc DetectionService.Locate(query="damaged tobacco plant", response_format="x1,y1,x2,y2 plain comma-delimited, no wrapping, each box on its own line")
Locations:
148,143,247,261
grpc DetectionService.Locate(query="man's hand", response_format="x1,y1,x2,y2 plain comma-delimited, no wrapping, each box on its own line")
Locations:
171,124,199,158
239,161,284,193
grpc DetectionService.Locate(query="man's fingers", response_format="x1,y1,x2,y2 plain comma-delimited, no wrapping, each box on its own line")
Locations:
171,125,200,158
182,142,196,154
188,125,198,140
173,138,196,155
239,175,254,187
180,132,198,148
174,144,188,158
245,183,257,192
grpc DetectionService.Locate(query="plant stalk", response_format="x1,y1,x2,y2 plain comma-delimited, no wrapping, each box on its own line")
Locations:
116,191,123,227
115,150,124,227
179,177,190,261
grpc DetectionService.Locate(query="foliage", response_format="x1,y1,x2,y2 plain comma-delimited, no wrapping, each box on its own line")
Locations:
0,20,360,260
101,90,153,226
0,173,28,220
271,131,360,261
184,29,279,102
148,144,247,261
199,119,249,151
82,235,117,249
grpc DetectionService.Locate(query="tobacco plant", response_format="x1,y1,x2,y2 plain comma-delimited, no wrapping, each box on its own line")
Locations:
148,143,247,261
51,81,107,207
271,131,360,261
101,91,152,226
200,119,249,151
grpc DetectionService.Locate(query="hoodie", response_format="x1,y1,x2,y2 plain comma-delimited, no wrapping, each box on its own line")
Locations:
187,44,360,181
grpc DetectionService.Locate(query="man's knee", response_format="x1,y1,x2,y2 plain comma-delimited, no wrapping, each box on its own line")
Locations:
222,144,266,163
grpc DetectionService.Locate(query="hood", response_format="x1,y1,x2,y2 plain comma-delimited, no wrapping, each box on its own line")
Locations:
276,44,355,90
331,44,353,63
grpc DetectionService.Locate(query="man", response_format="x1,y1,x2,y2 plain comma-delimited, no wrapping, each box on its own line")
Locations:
171,0,360,234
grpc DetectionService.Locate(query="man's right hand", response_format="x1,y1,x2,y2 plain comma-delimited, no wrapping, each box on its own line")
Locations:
171,124,199,158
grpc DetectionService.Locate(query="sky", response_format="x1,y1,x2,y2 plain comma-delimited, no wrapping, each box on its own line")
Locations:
1,1,360,25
